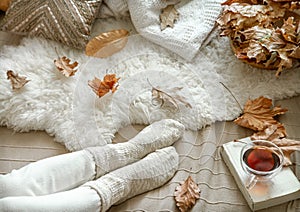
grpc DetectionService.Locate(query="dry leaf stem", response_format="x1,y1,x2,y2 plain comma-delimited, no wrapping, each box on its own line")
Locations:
219,82,243,112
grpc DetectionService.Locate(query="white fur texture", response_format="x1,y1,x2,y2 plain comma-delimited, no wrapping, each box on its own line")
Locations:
0,25,299,151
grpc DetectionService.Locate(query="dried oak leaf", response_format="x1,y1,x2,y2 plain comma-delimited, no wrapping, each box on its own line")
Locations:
217,2,299,76
297,21,300,43
272,138,300,166
88,74,119,98
251,124,286,141
217,4,282,26
234,96,288,133
85,29,129,58
216,4,282,37
54,56,78,77
160,4,179,31
149,81,192,110
7,70,30,90
290,46,300,59
243,40,268,63
243,26,297,76
280,16,297,43
291,2,300,10
221,0,257,5
174,176,201,212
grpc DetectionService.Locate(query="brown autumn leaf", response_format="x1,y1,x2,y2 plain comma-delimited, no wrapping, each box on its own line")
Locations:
281,149,295,166
6,70,30,90
290,46,300,59
88,74,120,98
251,124,287,141
216,4,282,32
280,17,297,43
271,138,300,166
85,29,129,58
160,4,179,31
148,80,192,110
291,2,300,10
174,176,201,212
216,1,299,76
243,40,268,63
54,55,78,77
221,0,257,5
249,134,300,166
234,96,288,133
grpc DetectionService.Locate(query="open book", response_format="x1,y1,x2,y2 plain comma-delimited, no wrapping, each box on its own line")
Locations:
221,137,300,211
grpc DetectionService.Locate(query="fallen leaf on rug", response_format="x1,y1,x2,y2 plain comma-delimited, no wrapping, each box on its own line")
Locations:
54,54,78,77
160,4,179,31
148,80,192,110
85,29,129,58
6,70,30,90
88,74,120,97
174,176,201,212
234,96,287,137
270,138,300,166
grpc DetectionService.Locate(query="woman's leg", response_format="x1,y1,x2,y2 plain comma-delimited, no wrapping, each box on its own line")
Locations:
0,119,183,198
0,146,178,212
0,187,100,212
0,150,96,198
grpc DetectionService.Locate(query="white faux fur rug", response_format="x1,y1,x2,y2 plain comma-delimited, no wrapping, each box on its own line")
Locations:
1,32,300,151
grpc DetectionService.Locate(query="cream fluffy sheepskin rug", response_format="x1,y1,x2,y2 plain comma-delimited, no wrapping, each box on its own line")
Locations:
0,33,299,151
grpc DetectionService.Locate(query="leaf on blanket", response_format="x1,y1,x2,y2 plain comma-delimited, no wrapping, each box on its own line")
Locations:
148,80,192,110
174,176,201,212
88,74,120,98
85,29,129,58
54,54,78,77
160,4,179,31
234,96,288,136
6,70,30,90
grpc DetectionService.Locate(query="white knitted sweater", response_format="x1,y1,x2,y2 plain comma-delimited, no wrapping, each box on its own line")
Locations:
100,0,223,61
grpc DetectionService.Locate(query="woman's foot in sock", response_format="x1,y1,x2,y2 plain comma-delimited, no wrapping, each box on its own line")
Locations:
85,119,184,178
83,146,179,212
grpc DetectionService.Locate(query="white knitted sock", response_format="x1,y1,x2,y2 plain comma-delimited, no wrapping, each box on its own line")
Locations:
86,119,184,178
83,146,179,212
